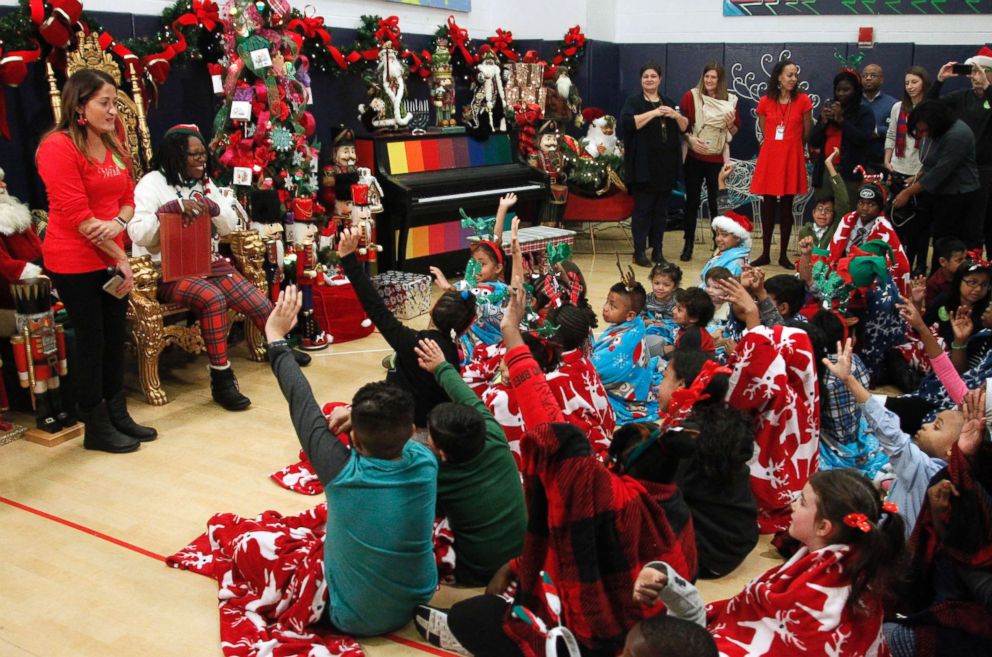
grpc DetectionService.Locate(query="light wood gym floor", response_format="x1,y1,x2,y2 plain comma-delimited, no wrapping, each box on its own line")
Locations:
1,226,793,657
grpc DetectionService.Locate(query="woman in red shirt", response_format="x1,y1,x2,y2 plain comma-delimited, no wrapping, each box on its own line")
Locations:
680,63,740,262
750,59,814,269
36,68,155,453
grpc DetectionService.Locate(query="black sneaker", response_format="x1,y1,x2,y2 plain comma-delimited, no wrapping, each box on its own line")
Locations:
632,254,652,268
413,605,470,656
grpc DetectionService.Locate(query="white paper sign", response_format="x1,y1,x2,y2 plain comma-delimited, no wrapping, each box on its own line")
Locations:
211,74,223,94
232,167,253,186
230,101,252,120
250,48,272,70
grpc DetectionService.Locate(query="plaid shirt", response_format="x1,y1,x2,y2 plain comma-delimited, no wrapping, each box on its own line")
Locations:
822,353,871,445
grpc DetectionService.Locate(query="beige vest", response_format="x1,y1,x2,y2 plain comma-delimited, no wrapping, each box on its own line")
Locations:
691,89,738,156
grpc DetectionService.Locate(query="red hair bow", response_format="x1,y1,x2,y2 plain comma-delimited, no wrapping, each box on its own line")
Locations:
882,501,899,514
843,513,872,533
966,249,991,268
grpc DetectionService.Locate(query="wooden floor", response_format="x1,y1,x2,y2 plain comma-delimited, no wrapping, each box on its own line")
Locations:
0,226,793,657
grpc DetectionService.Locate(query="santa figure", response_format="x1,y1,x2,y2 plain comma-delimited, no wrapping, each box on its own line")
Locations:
580,107,622,158
0,170,44,309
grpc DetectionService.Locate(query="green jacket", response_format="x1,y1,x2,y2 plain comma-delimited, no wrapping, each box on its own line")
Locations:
798,172,849,250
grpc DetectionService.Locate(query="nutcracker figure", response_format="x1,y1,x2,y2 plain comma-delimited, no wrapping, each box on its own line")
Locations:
430,36,456,127
287,195,319,245
319,126,358,210
294,239,331,350
349,183,384,266
528,120,569,224
10,278,75,433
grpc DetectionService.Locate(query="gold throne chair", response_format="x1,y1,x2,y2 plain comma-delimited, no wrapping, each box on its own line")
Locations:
47,35,269,405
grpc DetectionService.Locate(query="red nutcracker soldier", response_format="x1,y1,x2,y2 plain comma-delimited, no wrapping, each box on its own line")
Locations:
10,278,75,433
319,126,357,209
294,239,331,350
349,182,384,266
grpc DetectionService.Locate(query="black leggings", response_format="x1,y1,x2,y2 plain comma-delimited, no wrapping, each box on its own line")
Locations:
631,187,671,261
758,195,794,259
683,157,721,243
49,269,128,409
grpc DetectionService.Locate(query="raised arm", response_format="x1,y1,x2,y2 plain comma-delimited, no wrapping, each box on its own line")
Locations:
899,297,968,404
265,286,350,484
492,192,517,246
502,285,564,426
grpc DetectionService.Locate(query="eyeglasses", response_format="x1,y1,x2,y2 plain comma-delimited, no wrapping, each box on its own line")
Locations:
962,277,990,289
188,151,208,160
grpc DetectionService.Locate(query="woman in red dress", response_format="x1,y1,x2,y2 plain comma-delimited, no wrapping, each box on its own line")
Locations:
750,59,814,268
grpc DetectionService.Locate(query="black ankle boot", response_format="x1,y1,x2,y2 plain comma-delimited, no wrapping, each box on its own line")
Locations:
49,386,78,428
680,240,693,262
34,390,62,434
107,391,157,441
81,401,140,453
210,366,251,411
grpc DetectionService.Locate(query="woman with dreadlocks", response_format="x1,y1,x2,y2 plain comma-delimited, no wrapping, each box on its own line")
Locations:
413,284,696,657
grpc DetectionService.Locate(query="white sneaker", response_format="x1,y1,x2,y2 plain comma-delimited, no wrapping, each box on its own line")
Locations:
413,605,471,656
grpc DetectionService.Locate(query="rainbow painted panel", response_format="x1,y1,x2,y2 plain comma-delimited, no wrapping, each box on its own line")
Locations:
384,135,513,175
398,220,476,260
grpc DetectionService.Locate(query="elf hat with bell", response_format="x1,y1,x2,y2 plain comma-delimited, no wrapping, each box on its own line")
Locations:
965,45,992,70
711,210,753,246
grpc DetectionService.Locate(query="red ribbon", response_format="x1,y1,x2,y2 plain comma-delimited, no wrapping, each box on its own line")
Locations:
446,15,474,65
97,32,143,79
0,46,42,140
966,249,992,269
488,28,518,61
402,49,432,79
31,0,85,49
843,513,872,533
374,16,401,49
193,0,219,31
881,501,899,514
288,13,329,45
564,25,586,49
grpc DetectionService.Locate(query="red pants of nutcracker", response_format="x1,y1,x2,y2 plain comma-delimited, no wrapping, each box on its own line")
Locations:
158,259,272,367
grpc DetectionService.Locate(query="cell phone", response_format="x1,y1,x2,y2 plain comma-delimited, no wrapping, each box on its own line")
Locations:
102,273,128,298
951,63,974,76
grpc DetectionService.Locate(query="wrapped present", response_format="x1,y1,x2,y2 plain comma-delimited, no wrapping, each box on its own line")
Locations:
372,271,432,320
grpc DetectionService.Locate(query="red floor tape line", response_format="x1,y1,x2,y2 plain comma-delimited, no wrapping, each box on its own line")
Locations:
0,495,168,562
1,494,454,656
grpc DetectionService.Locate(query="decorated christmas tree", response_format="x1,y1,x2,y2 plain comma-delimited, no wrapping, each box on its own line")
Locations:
209,0,320,213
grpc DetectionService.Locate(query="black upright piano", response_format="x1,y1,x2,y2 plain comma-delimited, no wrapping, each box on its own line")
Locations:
355,132,547,275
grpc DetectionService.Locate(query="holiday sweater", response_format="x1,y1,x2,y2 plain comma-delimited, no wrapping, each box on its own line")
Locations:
707,544,888,657
130,170,240,261
37,131,133,274
828,211,912,294
269,342,437,635
343,252,459,427
432,361,527,585
727,325,820,533
591,316,660,424
500,344,697,657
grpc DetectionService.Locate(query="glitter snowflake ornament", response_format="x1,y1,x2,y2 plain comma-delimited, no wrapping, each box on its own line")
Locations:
270,126,294,151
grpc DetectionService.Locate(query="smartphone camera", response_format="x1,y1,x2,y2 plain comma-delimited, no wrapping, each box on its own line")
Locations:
951,63,974,76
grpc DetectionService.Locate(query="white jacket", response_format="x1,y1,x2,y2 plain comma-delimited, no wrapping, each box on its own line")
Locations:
130,170,240,261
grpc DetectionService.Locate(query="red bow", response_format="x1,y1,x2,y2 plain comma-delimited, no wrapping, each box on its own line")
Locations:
660,360,732,433
193,0,219,31
966,249,992,268
98,32,144,81
446,15,474,65
30,0,84,49
844,513,872,533
375,16,401,49
402,49,432,79
562,25,585,56
0,46,42,140
488,28,518,62
881,501,899,514
288,9,329,44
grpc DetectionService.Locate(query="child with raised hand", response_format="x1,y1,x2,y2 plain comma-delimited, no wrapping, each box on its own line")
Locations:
823,336,961,536
413,337,526,586
263,286,438,635
796,147,848,251
593,269,661,423
707,468,907,656
413,284,697,657
431,194,517,359
339,227,476,431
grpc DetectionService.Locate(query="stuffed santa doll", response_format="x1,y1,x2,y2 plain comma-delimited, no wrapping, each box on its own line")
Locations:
580,107,622,158
0,170,44,309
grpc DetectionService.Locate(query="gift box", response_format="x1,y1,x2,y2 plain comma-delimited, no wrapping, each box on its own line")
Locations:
372,271,432,320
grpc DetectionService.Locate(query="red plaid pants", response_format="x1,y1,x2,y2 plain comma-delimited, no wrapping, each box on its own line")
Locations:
158,259,272,366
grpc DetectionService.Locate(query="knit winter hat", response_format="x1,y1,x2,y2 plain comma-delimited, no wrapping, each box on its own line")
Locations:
711,210,753,247
164,124,207,148
965,45,992,70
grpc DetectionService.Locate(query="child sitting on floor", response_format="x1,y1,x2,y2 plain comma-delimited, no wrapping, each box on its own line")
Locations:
707,469,907,656
340,228,476,432
926,237,967,307
824,335,962,537
796,148,849,251
763,274,806,323
671,288,715,356
700,210,752,286
644,262,682,357
264,286,437,635
414,337,526,586
593,275,661,423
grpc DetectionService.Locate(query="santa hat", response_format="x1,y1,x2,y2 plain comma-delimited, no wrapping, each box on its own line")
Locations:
711,210,753,246
477,44,497,61
965,45,992,70
582,107,606,124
